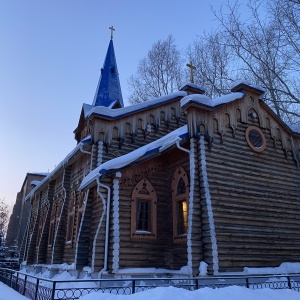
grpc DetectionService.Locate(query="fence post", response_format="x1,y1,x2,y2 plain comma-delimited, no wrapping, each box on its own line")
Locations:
245,277,249,288
194,278,199,290
51,281,56,300
132,279,136,294
34,278,40,300
10,270,13,288
287,276,292,289
23,274,27,295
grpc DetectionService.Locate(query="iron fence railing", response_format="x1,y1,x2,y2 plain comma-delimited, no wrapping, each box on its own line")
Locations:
0,267,299,300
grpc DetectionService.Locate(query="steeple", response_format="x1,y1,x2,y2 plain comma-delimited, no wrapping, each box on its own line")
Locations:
92,28,124,108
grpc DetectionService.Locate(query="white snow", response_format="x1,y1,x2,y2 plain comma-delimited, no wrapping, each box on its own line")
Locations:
180,92,244,109
78,285,300,300
80,125,188,190
242,263,300,275
1,282,299,300
230,80,266,93
88,91,187,119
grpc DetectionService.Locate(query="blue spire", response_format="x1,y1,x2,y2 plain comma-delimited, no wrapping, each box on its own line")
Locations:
92,39,124,108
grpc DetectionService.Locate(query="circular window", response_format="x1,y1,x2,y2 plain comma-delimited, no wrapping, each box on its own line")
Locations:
245,126,266,152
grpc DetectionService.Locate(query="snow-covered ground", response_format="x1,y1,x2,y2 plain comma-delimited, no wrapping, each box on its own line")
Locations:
0,282,28,300
80,286,299,300
0,282,299,300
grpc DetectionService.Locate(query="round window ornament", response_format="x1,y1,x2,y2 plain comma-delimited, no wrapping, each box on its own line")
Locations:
245,126,266,152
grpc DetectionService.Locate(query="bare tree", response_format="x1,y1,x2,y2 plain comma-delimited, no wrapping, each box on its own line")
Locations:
0,199,9,235
213,0,300,127
187,32,236,98
128,35,185,103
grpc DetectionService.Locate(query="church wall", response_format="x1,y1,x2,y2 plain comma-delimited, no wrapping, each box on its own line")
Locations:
92,99,187,164
62,155,91,265
205,121,300,272
26,192,41,264
113,147,190,272
89,184,109,272
35,184,52,264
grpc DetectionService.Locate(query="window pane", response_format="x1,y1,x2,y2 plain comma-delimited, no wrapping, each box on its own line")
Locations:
177,200,187,235
176,178,186,195
137,201,150,231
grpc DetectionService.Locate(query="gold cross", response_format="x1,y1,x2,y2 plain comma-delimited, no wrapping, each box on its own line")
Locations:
109,26,115,39
186,61,196,83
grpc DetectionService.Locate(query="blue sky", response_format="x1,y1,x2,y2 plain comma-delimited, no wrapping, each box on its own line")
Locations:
0,0,228,209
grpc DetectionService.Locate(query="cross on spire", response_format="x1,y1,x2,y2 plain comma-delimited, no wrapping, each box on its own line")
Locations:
186,61,196,83
109,26,115,39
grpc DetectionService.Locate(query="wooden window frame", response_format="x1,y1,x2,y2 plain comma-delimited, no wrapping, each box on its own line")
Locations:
75,192,85,240
65,191,76,247
48,220,55,247
131,179,157,240
172,166,189,243
245,126,266,153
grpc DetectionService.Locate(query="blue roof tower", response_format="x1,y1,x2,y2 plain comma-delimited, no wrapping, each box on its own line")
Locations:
92,27,124,108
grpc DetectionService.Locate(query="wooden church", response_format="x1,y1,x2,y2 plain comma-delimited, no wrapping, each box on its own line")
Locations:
17,32,300,277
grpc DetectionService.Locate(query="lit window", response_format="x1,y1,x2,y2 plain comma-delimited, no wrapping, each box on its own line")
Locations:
131,179,157,240
172,167,189,242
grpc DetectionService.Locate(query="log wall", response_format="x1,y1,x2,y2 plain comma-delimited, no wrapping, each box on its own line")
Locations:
112,147,190,271
204,121,300,272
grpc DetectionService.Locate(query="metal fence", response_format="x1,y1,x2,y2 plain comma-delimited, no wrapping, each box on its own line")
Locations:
0,267,299,300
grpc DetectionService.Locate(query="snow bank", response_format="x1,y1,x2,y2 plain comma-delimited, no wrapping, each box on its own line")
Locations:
79,285,299,300
243,262,300,275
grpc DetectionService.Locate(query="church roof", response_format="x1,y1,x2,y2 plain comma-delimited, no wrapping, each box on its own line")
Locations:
79,125,188,190
92,39,124,108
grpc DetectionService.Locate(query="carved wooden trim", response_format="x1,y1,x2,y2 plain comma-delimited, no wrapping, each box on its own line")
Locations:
172,166,189,243
131,179,157,240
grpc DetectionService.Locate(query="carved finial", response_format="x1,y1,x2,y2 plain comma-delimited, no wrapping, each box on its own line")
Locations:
109,26,115,39
186,60,196,83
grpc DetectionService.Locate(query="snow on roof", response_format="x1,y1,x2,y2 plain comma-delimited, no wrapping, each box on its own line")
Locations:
88,91,187,119
83,103,93,118
180,82,206,93
24,136,92,202
230,80,265,94
180,92,244,109
79,125,188,190
30,180,41,187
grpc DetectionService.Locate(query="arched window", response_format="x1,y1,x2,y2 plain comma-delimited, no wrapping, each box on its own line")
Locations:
131,179,157,240
172,167,189,242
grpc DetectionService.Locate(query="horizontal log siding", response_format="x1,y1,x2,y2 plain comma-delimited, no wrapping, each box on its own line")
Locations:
89,181,111,272
63,155,90,265
51,167,71,264
204,122,300,273
76,189,93,269
36,183,54,264
114,148,190,271
26,193,41,264
101,114,187,165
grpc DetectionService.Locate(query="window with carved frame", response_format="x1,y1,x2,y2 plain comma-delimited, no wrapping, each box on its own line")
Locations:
48,202,60,247
172,166,189,242
66,191,76,246
36,201,49,245
131,179,157,240
75,192,85,240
